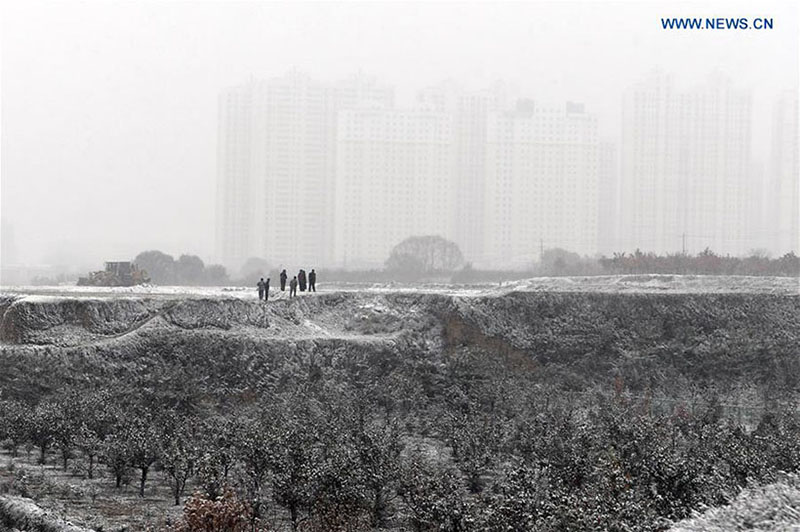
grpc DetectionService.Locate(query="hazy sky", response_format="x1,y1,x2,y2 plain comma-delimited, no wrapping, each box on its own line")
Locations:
1,0,797,269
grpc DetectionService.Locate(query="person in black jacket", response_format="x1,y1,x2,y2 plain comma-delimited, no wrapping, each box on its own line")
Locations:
290,276,298,298
280,269,287,291
264,278,271,302
257,278,266,300
298,269,307,292
308,269,317,292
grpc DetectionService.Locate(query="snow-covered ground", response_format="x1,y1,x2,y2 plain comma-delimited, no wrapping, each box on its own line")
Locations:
669,474,800,531
1,274,798,300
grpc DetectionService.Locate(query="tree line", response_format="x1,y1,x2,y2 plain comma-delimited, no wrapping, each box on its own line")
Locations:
132,250,230,286
107,240,800,287
598,248,800,277
453,247,800,282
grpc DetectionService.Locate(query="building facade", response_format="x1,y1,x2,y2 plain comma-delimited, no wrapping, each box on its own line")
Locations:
770,91,799,254
218,73,613,271
334,107,455,268
620,73,755,255
483,100,600,268
415,82,510,264
216,72,392,270
597,141,619,254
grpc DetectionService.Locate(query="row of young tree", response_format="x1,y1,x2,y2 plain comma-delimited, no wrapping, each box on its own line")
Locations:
598,248,800,276
378,236,800,278
453,248,800,282
131,252,306,287
124,240,800,288
384,237,800,278
132,235,467,287
2,382,799,531
133,250,230,286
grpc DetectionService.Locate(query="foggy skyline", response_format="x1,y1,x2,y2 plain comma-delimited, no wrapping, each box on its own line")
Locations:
1,1,798,275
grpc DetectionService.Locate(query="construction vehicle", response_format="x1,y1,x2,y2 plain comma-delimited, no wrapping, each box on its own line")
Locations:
77,261,150,287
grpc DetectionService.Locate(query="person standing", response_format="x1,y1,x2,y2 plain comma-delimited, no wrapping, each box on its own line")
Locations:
257,278,266,300
289,276,298,298
298,269,307,292
264,278,271,302
280,269,288,291
309,269,317,292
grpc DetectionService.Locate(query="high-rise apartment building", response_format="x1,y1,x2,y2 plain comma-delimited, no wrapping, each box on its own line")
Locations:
769,91,799,254
483,100,599,268
333,107,455,267
216,72,392,270
218,73,611,270
415,82,510,263
598,141,619,254
620,73,754,255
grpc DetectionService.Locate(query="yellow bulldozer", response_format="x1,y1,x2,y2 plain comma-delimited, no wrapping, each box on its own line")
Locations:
77,261,150,287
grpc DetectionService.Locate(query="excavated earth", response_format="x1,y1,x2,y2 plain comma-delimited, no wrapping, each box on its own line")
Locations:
1,276,799,402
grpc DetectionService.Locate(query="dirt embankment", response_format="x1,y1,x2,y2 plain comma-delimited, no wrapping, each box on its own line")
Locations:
1,290,798,399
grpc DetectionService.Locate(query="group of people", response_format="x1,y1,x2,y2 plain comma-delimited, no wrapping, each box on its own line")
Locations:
257,268,317,301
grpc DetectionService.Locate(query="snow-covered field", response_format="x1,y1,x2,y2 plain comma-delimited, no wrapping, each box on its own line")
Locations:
2,274,799,300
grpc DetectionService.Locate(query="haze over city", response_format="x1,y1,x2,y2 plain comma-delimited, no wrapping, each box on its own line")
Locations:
1,1,798,281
